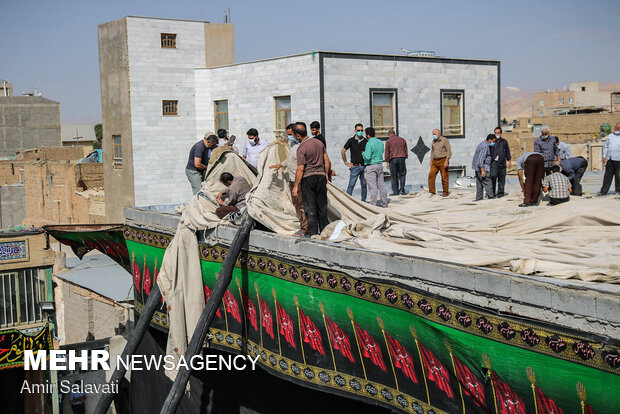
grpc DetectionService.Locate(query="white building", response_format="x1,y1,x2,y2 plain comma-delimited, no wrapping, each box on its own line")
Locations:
99,16,500,222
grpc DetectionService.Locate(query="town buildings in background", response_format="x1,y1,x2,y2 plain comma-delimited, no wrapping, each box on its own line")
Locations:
534,81,613,117
99,16,499,222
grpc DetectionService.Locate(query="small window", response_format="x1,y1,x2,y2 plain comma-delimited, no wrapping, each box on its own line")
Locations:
214,100,229,131
274,96,291,132
558,98,564,105
161,33,177,48
441,90,464,137
569,98,573,104
539,99,544,106
113,135,122,168
371,91,396,138
0,270,46,327
540,111,544,117
162,100,178,116
581,87,585,92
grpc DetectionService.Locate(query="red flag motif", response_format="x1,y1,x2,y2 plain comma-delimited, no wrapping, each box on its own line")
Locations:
142,265,152,296
535,385,563,414
132,259,141,293
224,290,242,323
276,302,296,349
325,316,355,363
258,294,274,340
203,286,221,318
585,403,595,414
490,371,526,414
385,332,418,384
299,309,325,355
354,322,386,371
453,355,486,409
419,342,454,399
242,296,258,331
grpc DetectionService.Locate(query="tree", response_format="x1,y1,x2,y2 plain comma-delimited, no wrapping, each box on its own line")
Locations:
94,123,102,149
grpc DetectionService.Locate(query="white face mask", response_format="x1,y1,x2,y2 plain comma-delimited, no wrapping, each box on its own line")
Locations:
615,130,620,135
495,134,501,139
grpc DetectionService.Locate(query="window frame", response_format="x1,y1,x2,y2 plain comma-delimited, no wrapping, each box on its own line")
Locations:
1,269,46,328
162,100,178,117
440,89,465,138
113,135,122,169
274,95,292,133
160,33,177,49
214,100,229,131
558,98,564,105
369,88,398,140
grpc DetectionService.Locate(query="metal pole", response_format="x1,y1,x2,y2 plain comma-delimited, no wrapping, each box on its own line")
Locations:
93,284,162,414
160,214,255,414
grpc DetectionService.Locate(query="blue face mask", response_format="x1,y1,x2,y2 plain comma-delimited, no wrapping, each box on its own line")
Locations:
488,141,495,146
288,135,299,145
433,134,439,140
356,131,363,137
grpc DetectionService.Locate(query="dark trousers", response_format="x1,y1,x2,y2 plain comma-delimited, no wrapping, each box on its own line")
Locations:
490,160,506,197
475,171,494,201
301,174,329,236
524,154,544,205
215,205,239,219
389,157,407,194
71,404,85,414
599,160,620,195
549,197,570,205
571,158,588,196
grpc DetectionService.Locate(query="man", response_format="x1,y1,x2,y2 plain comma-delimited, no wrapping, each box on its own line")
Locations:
597,122,620,196
543,164,572,205
560,156,588,196
472,134,495,201
242,128,269,168
490,126,511,198
341,123,368,201
516,151,544,207
269,123,308,234
215,172,251,219
310,120,335,181
217,128,239,154
362,127,388,207
428,129,451,196
534,126,560,175
292,122,331,236
556,137,573,160
384,128,408,195
69,380,86,414
185,133,218,195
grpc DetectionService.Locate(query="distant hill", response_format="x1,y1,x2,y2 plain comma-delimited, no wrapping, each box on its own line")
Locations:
500,82,620,122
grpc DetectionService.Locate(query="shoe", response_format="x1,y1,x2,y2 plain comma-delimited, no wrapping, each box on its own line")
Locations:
399,190,406,195
596,192,605,197
518,203,529,207
441,192,449,197
390,193,399,196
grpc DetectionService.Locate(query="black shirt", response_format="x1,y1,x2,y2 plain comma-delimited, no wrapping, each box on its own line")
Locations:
313,134,326,147
186,140,213,172
343,136,367,165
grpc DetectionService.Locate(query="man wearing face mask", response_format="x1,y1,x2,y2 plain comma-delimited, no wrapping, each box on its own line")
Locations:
242,128,269,168
269,124,308,234
472,134,495,201
489,126,511,198
185,132,218,195
428,129,452,196
597,122,620,196
341,123,368,201
534,126,560,175
310,120,335,182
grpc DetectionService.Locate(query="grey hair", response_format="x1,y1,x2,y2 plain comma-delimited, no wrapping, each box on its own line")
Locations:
541,125,550,133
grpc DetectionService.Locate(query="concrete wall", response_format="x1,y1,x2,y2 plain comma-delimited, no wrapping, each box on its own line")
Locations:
570,81,610,108
0,184,25,228
99,18,135,223
0,96,61,159
323,56,499,188
53,276,129,345
204,23,234,68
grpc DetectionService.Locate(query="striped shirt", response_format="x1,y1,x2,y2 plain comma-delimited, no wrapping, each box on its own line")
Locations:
471,141,491,172
543,172,571,199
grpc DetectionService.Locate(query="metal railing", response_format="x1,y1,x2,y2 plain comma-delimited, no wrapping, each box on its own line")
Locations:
0,269,46,328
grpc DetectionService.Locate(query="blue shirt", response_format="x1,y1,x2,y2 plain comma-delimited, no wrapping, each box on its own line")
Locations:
560,156,586,181
516,152,542,171
557,142,573,160
471,141,491,172
534,135,559,167
603,132,620,161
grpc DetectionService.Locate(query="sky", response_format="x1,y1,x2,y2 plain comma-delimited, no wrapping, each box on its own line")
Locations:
1,0,618,123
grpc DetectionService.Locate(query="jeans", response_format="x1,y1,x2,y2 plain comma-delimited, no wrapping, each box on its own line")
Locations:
490,160,506,197
365,163,388,206
301,174,329,236
389,157,407,194
346,165,367,201
599,160,620,195
185,168,203,195
475,171,494,201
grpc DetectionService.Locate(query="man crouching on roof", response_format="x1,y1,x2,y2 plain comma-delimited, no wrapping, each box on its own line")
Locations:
215,172,251,219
